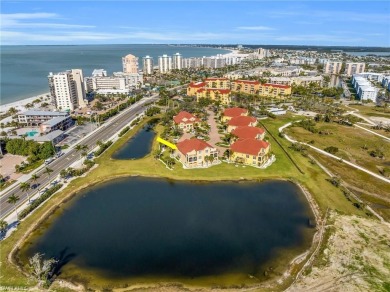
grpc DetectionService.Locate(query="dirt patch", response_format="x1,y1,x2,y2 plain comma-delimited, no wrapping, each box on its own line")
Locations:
287,212,390,292
0,154,26,180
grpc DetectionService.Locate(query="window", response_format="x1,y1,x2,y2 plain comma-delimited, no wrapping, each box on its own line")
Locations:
246,154,249,158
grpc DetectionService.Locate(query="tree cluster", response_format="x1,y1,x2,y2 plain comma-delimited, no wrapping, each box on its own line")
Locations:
5,138,54,162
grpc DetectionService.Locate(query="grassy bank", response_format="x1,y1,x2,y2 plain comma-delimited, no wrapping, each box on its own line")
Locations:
0,115,370,291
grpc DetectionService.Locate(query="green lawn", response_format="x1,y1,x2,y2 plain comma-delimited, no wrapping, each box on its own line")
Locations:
0,115,371,291
347,104,390,118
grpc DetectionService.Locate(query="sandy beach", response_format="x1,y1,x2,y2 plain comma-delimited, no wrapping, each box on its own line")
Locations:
0,92,50,114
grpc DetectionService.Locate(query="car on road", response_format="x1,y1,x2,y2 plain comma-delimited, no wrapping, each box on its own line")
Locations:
44,157,55,164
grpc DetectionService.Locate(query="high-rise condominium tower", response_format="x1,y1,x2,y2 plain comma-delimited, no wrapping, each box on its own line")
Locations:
48,69,86,111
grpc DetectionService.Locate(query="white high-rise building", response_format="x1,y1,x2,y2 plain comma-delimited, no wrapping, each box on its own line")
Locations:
142,55,154,75
122,54,139,74
48,69,86,111
172,53,183,70
158,54,172,73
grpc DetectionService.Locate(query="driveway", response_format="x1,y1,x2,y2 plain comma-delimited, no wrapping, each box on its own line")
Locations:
206,110,226,155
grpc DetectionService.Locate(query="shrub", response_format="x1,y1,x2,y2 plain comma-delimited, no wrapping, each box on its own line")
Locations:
324,146,338,154
19,184,63,219
118,126,130,137
94,141,113,157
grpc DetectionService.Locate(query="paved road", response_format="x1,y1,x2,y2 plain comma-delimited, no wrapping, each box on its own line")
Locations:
0,94,160,220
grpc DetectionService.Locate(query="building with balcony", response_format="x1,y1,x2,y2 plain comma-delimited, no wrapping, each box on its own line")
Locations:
122,54,139,74
142,55,154,75
231,80,260,94
48,69,86,111
18,110,69,126
230,138,270,167
39,115,74,133
175,138,219,168
173,111,200,132
158,54,172,73
345,62,365,76
324,61,343,74
172,53,183,70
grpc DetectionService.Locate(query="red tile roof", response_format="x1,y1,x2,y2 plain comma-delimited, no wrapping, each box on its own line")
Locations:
263,83,291,89
189,82,206,88
232,126,265,140
205,77,228,81
228,116,257,127
234,80,260,85
223,107,248,118
231,138,269,156
173,111,200,124
177,138,214,155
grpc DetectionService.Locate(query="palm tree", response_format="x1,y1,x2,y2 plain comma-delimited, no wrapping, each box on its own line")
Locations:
0,219,8,234
7,194,20,217
31,174,40,190
20,182,31,202
44,167,54,185
75,144,88,159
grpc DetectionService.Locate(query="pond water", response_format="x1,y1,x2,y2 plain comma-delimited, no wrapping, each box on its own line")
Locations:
21,177,315,287
112,122,156,159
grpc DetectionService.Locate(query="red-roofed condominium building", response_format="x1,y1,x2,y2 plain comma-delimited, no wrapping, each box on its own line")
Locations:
227,116,257,132
173,111,200,132
231,80,291,98
232,126,265,141
187,77,232,104
230,138,271,167
258,83,291,97
175,138,219,168
231,80,260,95
222,107,248,122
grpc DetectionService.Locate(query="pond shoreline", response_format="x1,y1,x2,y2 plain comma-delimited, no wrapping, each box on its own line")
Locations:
8,118,324,291
10,171,322,291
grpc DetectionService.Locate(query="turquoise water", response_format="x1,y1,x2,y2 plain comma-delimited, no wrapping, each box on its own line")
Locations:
0,45,230,104
27,131,39,137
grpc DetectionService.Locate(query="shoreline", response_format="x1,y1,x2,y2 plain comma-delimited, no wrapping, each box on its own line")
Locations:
0,92,50,114
1,47,233,111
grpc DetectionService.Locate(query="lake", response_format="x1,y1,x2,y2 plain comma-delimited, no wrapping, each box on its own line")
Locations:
112,122,156,159
21,177,315,288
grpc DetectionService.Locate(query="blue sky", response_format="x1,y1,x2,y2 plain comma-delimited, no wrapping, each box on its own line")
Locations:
1,1,389,46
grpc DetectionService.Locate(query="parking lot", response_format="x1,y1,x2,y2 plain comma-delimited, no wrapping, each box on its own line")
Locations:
57,122,98,147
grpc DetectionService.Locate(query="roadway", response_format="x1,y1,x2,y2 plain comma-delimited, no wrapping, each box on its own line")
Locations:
0,94,162,220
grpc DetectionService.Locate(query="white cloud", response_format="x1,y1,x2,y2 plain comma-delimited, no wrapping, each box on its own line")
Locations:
237,26,275,31
1,12,94,30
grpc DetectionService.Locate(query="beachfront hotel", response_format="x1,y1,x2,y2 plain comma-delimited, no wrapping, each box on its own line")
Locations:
122,54,139,74
158,54,173,73
172,53,183,70
142,55,154,75
48,69,86,111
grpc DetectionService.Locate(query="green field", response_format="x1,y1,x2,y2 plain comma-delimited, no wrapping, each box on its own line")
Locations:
0,115,372,291
347,104,390,118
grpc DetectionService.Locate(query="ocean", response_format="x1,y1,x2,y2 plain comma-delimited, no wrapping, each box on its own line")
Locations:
0,44,230,105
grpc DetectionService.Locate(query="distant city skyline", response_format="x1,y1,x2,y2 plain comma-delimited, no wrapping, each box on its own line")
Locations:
1,1,389,46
